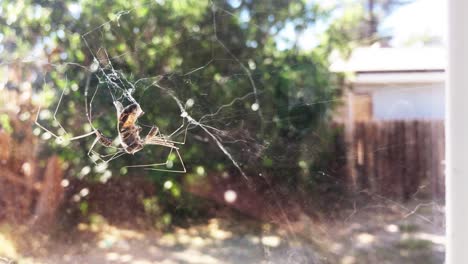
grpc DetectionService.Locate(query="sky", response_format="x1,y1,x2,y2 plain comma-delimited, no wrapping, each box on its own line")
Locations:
381,0,446,47
277,0,446,51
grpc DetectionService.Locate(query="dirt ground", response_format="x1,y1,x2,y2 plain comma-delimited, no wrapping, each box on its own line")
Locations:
0,200,444,264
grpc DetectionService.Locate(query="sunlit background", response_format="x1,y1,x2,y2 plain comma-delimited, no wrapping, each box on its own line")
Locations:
0,0,445,263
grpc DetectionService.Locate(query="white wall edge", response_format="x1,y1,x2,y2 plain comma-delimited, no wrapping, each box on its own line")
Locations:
446,0,468,263
353,72,445,85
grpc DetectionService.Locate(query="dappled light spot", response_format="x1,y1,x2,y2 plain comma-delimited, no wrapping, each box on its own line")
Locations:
247,235,260,244
147,245,159,256
32,127,41,136
80,188,90,197
262,223,272,232
251,102,259,111
399,249,410,257
0,233,17,259
77,223,87,231
106,252,119,261
187,227,200,236
185,98,195,108
356,233,375,246
67,3,81,19
195,166,205,176
224,190,237,203
79,166,91,177
90,59,99,72
210,228,232,240
385,224,399,233
40,131,52,140
60,179,69,187
132,260,153,264
159,234,177,247
177,233,191,245
261,235,281,247
330,242,343,254
55,136,68,146
62,254,72,262
159,260,178,264
172,249,221,264
72,194,81,202
413,232,445,245
207,218,232,240
348,223,362,232
119,254,133,262
166,160,174,169
341,255,356,264
248,60,256,70
57,127,66,136
38,109,51,120
191,236,206,247
18,111,31,121
164,180,173,190
95,162,108,173
70,83,79,92
21,162,32,176
207,218,220,230
99,170,112,183
97,235,117,249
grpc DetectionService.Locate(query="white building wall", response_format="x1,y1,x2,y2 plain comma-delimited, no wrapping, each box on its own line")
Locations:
371,84,445,120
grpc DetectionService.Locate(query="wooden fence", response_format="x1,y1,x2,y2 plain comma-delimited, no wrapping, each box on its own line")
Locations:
349,120,445,200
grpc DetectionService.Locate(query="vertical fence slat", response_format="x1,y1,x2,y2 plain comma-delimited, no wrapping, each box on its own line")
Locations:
367,122,376,191
423,121,433,197
396,121,406,198
376,121,385,195
383,121,393,197
418,121,428,198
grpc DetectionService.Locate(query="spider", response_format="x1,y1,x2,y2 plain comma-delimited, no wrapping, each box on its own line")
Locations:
34,82,188,173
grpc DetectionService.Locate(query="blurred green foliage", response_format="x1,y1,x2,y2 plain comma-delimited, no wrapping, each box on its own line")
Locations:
1,0,362,224
0,114,12,133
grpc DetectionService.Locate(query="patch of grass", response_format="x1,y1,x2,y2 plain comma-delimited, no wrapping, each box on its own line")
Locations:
398,223,420,233
396,238,432,250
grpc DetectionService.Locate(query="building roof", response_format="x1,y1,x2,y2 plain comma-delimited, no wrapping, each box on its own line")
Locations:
330,47,446,73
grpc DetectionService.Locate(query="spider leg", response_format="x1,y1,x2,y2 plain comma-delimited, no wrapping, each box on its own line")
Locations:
145,126,159,142
151,117,189,145
35,91,96,142
53,82,68,134
88,146,126,166
95,150,124,159
123,147,172,169
168,115,185,138
124,145,186,173
87,131,125,165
